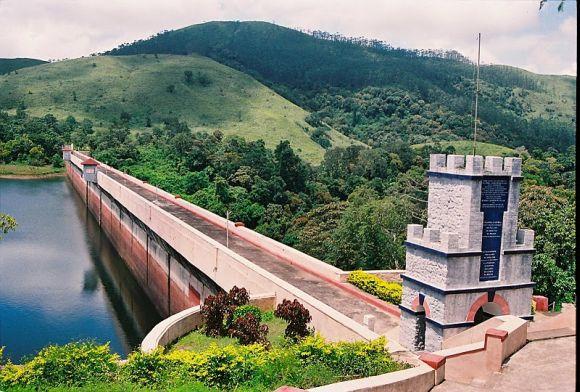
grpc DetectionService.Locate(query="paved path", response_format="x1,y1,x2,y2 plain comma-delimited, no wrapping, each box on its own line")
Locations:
433,336,576,392
105,171,400,336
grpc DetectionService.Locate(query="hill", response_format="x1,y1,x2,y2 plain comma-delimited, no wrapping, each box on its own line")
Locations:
0,54,360,163
0,58,47,75
107,21,576,152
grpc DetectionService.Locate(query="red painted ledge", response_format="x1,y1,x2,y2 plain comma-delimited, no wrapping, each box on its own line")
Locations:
419,353,446,369
486,328,508,342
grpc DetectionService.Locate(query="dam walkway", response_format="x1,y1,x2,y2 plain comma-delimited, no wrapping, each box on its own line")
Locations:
103,169,400,338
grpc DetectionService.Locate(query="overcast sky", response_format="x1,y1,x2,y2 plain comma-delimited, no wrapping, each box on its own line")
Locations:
0,0,576,75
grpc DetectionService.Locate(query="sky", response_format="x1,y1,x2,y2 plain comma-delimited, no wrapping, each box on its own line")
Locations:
0,0,576,75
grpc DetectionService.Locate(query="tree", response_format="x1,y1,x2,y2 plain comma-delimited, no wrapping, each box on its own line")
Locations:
539,0,565,11
329,197,411,270
0,213,17,239
274,140,308,193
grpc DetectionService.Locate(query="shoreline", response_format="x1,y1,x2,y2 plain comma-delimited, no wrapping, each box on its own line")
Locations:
0,164,65,179
0,172,66,179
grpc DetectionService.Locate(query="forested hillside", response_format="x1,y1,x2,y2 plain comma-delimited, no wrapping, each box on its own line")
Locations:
107,21,576,152
0,54,358,163
0,58,47,75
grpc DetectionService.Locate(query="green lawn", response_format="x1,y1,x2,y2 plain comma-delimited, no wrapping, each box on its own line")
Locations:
412,140,515,156
170,316,288,352
0,163,64,176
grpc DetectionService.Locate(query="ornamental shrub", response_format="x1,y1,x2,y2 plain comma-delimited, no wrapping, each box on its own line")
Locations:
201,286,251,337
165,343,276,387
347,270,402,304
123,349,174,386
295,335,406,377
275,299,312,340
201,292,229,337
0,342,119,388
232,304,263,322
229,313,269,346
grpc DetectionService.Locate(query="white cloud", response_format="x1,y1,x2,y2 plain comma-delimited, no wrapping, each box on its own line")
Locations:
0,0,576,75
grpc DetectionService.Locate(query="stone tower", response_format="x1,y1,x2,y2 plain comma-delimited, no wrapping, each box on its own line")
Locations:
399,154,535,352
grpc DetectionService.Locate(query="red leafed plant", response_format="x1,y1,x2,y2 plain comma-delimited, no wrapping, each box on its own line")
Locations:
201,286,250,337
274,299,312,340
229,313,269,346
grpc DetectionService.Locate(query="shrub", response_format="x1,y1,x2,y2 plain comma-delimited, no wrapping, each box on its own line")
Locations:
0,342,119,388
229,313,269,346
166,343,275,387
275,299,312,340
201,286,251,337
123,349,176,386
347,270,402,304
201,292,229,337
232,304,263,322
295,335,406,377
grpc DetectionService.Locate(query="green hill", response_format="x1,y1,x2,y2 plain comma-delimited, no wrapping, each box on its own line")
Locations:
107,21,575,152
0,54,359,163
0,58,47,75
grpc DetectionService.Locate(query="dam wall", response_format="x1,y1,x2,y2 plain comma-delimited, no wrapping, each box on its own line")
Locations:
66,151,382,342
67,156,221,318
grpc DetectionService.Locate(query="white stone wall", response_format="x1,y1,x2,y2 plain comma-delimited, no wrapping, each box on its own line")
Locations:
405,250,447,287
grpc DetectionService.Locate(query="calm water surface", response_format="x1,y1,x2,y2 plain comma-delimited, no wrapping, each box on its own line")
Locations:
0,177,161,362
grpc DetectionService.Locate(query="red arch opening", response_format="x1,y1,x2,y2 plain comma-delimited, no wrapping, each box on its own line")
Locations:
466,293,510,322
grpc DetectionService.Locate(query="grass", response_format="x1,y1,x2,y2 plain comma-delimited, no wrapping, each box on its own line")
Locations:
0,54,360,164
0,163,64,176
412,140,515,156
170,316,288,352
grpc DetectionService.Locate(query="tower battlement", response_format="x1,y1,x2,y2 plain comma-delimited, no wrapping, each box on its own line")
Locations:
429,154,522,177
400,153,534,352
406,224,461,253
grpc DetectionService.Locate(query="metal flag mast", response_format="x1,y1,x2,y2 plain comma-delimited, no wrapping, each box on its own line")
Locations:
472,32,481,156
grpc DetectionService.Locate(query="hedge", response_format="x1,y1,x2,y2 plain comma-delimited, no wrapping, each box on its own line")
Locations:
347,270,402,305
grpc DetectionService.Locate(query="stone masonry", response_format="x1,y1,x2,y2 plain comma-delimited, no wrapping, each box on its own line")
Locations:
399,154,535,352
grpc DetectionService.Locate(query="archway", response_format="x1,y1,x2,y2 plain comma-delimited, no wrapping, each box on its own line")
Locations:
473,301,504,324
414,304,426,350
466,292,510,323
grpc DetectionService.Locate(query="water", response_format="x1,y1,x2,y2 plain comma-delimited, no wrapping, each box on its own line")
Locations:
0,177,162,362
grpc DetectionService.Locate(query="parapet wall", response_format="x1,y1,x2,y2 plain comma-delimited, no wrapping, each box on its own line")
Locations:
429,154,522,176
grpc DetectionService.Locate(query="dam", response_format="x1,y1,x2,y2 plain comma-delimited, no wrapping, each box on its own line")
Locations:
63,148,402,344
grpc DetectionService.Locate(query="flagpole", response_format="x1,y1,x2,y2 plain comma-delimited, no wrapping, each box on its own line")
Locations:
472,33,481,156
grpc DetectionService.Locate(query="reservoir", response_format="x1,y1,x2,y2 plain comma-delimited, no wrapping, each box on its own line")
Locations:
0,177,161,362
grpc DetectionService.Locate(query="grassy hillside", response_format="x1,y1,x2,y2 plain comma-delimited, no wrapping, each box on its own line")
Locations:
412,140,515,156
107,21,575,152
0,58,47,75
0,54,359,163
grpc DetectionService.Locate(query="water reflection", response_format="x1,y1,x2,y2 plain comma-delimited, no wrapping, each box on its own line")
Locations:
0,178,161,362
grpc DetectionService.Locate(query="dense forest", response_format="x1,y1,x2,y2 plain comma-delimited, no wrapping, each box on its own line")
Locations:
107,21,576,152
0,110,575,306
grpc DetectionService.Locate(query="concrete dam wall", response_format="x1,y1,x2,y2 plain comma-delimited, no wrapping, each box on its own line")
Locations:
67,156,221,318
66,150,399,343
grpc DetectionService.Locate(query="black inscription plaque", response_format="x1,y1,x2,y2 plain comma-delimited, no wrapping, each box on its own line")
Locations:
479,176,510,281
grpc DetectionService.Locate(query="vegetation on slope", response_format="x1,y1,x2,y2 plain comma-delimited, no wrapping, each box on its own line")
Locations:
2,109,574,306
0,58,47,75
0,54,359,163
107,21,576,152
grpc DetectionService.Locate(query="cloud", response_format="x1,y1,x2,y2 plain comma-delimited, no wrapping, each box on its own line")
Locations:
0,0,576,75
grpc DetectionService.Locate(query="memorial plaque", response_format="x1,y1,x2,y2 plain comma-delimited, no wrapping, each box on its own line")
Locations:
479,176,510,281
